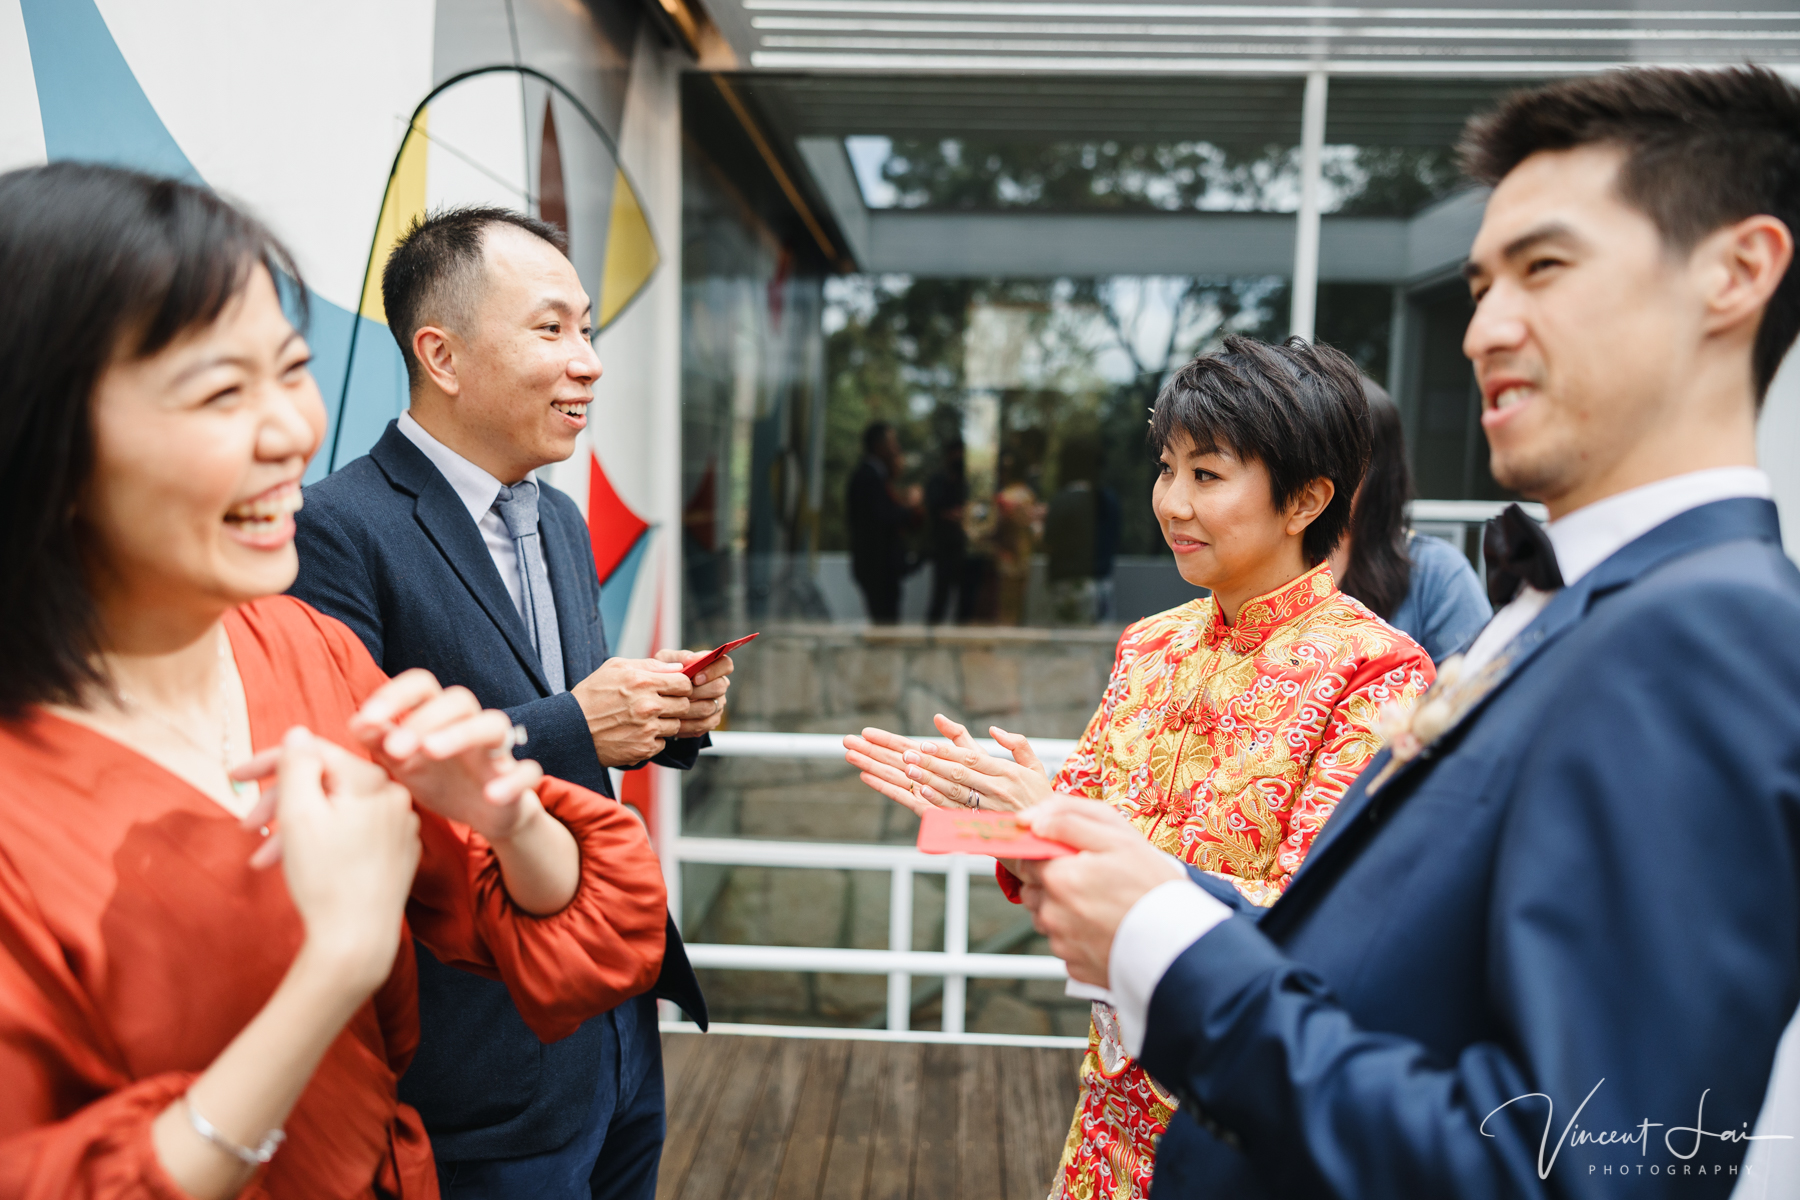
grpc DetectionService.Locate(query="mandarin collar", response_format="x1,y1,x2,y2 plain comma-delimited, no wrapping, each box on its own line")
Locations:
1201,562,1338,654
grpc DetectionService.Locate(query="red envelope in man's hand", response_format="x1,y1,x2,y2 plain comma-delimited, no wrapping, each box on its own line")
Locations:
916,807,1076,859
682,632,759,679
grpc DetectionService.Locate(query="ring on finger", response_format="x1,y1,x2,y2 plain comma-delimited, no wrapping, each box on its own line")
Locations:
492,723,529,759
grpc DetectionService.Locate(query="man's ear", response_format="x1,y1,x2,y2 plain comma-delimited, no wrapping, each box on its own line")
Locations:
412,325,460,396
1286,477,1335,535
1698,214,1794,338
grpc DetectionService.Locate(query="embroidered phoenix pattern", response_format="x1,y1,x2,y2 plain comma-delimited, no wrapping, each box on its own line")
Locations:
1039,564,1433,1200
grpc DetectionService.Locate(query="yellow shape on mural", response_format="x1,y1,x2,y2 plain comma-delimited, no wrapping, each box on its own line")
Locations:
598,168,659,329
360,111,430,324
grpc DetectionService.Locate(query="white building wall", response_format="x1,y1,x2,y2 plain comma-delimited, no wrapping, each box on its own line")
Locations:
1759,347,1800,563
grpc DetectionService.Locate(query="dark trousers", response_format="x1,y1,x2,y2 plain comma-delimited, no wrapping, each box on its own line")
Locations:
437,996,664,1200
926,553,965,624
855,566,902,623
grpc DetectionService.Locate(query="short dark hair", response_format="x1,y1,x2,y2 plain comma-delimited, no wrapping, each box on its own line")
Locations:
1337,379,1414,619
1149,336,1371,566
381,205,569,391
0,163,304,718
1460,66,1800,402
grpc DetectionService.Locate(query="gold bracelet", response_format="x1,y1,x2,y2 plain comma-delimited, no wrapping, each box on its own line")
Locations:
185,1096,286,1167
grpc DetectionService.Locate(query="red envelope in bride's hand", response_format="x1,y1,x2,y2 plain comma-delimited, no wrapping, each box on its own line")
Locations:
917,807,1076,859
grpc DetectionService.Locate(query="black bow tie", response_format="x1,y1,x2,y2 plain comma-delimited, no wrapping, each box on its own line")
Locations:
1482,503,1564,608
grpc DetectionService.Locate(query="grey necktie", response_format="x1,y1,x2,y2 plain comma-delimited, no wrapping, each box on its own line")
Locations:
492,481,566,694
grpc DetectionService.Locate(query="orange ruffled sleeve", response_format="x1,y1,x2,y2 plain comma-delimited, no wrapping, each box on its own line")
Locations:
307,603,667,1044
0,846,200,1200
404,784,666,1043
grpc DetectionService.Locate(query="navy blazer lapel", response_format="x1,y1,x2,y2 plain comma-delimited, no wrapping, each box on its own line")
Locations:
1294,591,1583,873
1289,496,1783,887
368,423,552,694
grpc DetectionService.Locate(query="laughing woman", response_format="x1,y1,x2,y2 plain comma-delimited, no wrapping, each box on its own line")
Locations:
0,165,667,1198
846,337,1433,1200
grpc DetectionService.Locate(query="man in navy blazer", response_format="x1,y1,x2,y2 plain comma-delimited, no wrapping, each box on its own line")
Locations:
1015,68,1800,1197
292,207,724,1198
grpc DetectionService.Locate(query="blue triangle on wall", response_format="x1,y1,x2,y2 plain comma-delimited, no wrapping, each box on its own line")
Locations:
600,528,654,652
20,0,199,182
17,0,404,479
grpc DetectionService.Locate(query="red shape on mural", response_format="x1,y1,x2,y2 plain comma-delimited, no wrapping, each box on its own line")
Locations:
588,450,650,583
539,100,568,240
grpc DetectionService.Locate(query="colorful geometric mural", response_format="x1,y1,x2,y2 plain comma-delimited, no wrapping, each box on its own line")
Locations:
5,0,676,665
3,0,682,828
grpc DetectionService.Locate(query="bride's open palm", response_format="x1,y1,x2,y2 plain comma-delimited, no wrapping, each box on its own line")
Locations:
844,713,1054,814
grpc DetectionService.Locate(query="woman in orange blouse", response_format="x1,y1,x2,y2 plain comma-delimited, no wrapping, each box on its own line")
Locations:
848,336,1434,1199
0,164,667,1198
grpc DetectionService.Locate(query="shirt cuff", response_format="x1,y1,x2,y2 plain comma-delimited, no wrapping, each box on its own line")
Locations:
1107,878,1232,1059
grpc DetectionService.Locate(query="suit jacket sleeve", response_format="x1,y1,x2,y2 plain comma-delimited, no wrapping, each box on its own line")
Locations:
649,736,707,772
291,496,385,663
1138,582,1800,1198
1183,864,1262,915
504,691,608,795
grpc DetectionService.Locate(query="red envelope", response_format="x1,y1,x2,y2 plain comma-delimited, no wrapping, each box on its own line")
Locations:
916,807,1076,859
682,632,759,679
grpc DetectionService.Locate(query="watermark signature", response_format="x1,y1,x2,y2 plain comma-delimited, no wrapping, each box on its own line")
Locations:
1480,1080,1793,1180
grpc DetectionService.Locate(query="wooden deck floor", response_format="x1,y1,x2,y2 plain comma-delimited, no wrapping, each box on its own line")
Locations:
657,1032,1084,1200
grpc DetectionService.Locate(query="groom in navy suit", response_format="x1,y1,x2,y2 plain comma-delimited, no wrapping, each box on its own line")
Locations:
292,208,724,1198
1016,68,1800,1197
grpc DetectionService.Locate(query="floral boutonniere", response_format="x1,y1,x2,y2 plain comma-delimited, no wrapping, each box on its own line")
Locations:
1366,651,1507,793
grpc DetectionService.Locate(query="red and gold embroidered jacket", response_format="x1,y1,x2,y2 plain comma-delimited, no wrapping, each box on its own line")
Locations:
1007,564,1433,1200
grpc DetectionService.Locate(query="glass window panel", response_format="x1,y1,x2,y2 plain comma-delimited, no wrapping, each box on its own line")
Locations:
844,135,1318,214
1315,282,1396,388
1322,77,1556,217
682,267,1291,651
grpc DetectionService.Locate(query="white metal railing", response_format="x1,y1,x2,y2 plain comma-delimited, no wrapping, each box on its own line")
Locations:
1408,499,1545,586
668,731,1078,1042
1409,499,1546,524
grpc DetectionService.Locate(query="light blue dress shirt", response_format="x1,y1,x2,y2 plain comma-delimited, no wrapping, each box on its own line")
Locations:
1388,531,1491,662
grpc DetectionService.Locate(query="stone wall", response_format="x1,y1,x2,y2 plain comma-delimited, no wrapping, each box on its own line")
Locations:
722,621,1123,740
681,622,1122,1035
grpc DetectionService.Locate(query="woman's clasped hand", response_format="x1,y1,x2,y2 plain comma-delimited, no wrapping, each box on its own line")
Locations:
255,727,420,988
236,669,577,915
844,712,1054,814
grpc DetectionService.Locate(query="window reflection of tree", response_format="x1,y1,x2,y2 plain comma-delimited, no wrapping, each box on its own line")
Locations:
866,138,1465,217
820,274,1288,561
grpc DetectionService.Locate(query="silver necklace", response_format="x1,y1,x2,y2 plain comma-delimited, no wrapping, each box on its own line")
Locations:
117,627,256,807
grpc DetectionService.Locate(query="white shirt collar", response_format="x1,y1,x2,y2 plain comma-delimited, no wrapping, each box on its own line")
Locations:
396,411,533,526
1545,466,1772,587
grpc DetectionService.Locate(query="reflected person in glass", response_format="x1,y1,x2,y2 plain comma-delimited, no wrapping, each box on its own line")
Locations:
1329,379,1491,662
924,436,971,624
845,336,1434,1200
